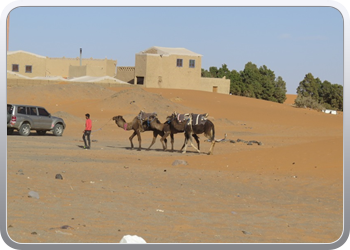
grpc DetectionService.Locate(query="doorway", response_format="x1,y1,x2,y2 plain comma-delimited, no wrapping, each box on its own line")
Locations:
136,77,144,85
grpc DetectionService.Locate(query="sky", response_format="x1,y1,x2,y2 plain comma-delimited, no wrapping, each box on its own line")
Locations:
6,6,345,94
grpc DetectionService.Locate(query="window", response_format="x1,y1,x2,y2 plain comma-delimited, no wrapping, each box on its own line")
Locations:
25,65,32,73
38,108,50,116
17,106,26,114
28,107,38,116
12,64,19,72
7,105,13,115
189,59,195,68
176,59,183,67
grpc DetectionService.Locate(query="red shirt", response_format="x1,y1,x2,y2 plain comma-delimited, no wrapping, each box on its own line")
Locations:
85,119,92,131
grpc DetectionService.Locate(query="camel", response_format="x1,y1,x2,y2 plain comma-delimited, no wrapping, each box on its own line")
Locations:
166,112,216,155
144,115,200,152
145,112,215,154
112,115,167,151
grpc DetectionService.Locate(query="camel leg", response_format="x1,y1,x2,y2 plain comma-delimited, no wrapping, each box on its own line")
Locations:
170,133,175,152
147,131,158,150
182,132,200,153
159,131,169,151
164,138,168,150
189,137,201,153
193,134,200,150
129,131,137,149
180,137,186,151
181,134,199,151
136,130,142,151
182,134,189,154
182,132,200,154
208,141,216,155
205,128,215,155
190,135,201,153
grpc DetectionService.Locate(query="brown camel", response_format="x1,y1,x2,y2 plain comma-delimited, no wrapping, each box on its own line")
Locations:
144,115,200,152
166,112,216,155
112,115,167,151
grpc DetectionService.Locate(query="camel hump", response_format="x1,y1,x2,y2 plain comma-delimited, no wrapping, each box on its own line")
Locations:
138,110,157,121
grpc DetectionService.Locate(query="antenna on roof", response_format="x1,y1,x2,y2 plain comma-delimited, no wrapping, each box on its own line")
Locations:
80,48,82,66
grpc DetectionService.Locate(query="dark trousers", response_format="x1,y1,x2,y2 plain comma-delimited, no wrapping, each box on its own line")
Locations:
82,130,91,148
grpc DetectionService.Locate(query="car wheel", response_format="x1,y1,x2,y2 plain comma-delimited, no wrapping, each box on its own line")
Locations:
7,128,14,135
19,123,31,136
37,130,47,135
53,124,64,136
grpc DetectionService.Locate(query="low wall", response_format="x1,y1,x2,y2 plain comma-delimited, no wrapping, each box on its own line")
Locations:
6,78,128,88
200,77,230,94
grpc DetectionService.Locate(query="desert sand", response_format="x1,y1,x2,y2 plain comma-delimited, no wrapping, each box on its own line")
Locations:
6,82,343,244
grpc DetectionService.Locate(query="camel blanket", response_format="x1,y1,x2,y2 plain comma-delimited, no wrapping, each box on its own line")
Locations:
190,113,208,126
138,110,157,121
175,113,208,126
176,113,190,123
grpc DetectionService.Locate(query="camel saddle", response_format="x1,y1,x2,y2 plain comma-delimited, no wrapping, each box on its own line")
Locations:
190,113,209,126
175,112,190,123
174,112,208,126
137,110,157,121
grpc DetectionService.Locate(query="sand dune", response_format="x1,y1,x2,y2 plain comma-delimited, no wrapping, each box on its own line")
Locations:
6,82,343,244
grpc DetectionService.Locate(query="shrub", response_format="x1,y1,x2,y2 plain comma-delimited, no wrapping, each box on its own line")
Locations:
294,96,325,111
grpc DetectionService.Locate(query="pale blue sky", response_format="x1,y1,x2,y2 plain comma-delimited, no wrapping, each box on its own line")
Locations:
8,6,343,94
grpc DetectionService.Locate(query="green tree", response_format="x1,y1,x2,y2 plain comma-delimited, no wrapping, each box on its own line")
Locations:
319,80,332,104
296,73,319,101
202,62,286,103
330,84,343,111
240,62,261,98
259,65,276,101
296,74,343,111
209,66,219,78
274,76,287,103
229,69,243,95
217,64,231,78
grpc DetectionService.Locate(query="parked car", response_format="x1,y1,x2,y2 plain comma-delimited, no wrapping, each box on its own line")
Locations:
7,104,66,136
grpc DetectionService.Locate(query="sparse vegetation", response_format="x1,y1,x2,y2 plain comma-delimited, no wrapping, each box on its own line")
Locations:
294,96,325,111
296,73,343,111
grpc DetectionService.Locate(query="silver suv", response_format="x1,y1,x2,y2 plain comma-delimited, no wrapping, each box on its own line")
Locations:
7,104,66,136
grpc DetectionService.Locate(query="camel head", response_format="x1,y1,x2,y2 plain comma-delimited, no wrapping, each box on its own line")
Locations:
112,115,126,126
165,113,175,123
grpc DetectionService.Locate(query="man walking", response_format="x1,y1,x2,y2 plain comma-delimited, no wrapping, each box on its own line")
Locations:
82,113,92,149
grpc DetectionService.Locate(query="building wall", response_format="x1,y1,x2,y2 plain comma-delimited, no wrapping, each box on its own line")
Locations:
7,49,230,94
46,57,117,78
69,65,87,78
7,51,117,79
200,77,231,94
7,51,46,77
133,51,229,94
134,53,202,90
116,66,135,84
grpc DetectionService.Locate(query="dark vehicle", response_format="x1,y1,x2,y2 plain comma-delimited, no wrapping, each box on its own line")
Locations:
7,104,66,136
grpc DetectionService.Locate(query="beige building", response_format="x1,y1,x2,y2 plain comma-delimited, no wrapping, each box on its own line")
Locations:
7,50,117,79
7,47,230,94
117,46,230,94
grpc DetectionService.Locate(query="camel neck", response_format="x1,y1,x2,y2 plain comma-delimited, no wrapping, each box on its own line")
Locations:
122,122,132,130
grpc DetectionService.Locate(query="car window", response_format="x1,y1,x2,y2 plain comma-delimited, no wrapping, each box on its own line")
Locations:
7,105,13,114
17,106,26,114
38,108,50,116
28,107,38,116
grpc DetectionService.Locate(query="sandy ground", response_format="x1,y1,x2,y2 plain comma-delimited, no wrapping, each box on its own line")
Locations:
6,83,343,244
